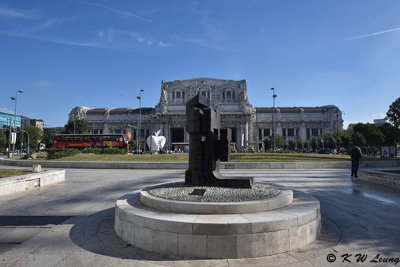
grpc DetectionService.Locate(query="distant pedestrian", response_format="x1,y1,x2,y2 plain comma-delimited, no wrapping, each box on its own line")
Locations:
350,144,363,178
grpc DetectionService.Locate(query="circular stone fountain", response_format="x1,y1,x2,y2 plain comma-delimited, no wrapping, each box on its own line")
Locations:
114,182,321,259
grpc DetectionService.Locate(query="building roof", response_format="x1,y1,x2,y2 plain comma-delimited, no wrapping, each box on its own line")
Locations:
256,105,340,113
163,77,246,84
83,107,155,115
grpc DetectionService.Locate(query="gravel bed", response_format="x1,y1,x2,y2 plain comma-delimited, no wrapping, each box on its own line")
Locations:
147,182,283,202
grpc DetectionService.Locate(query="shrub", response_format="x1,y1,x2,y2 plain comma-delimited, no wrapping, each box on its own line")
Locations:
46,148,80,159
82,147,125,154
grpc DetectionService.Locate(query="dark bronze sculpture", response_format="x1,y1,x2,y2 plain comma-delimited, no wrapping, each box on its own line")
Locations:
185,95,253,188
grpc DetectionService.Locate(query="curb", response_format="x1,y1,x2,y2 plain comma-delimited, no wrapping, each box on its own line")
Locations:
0,169,65,197
1,158,399,170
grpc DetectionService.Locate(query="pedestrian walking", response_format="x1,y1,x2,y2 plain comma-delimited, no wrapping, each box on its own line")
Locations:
351,144,363,178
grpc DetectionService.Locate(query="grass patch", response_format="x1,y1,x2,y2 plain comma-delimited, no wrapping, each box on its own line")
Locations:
0,169,32,178
52,152,351,162
53,153,189,162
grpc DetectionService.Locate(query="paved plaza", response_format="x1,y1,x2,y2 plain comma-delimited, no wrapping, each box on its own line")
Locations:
0,167,399,266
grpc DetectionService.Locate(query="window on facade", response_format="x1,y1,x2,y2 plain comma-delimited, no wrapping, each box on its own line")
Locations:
307,129,310,140
226,91,231,99
283,129,286,137
312,128,319,136
201,90,210,98
232,91,235,99
172,92,175,100
259,129,262,140
288,128,294,137
264,128,270,137
176,91,181,98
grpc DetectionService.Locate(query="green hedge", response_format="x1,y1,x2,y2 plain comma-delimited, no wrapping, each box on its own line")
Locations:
46,148,80,159
81,148,125,154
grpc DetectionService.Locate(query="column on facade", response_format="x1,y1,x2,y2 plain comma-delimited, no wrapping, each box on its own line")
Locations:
168,124,171,150
300,122,307,142
245,122,249,144
240,124,245,148
276,122,282,136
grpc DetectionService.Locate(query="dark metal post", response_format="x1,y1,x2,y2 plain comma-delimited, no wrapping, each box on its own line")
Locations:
11,90,22,157
137,89,144,154
271,88,277,151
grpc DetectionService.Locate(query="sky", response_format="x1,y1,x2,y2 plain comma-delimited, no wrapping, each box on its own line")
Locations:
0,0,399,128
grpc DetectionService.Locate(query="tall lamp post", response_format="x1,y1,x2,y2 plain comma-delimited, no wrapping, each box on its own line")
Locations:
271,88,277,151
137,89,144,154
10,90,23,158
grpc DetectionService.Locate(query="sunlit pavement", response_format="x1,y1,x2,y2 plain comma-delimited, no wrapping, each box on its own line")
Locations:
0,168,399,266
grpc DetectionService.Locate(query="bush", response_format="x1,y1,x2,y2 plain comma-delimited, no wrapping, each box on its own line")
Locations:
46,148,80,159
81,147,125,154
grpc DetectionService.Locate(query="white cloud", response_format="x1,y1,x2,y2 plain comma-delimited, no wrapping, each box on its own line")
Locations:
0,8,34,19
96,28,172,48
80,1,152,23
31,17,78,33
0,25,172,51
0,30,107,49
347,27,400,40
34,79,51,87
0,108,14,114
179,9,230,51
158,41,172,47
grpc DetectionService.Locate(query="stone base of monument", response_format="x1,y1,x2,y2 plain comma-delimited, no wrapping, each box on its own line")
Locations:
114,182,321,259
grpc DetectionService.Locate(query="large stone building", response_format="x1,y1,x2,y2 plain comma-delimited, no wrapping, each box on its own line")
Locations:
69,78,343,151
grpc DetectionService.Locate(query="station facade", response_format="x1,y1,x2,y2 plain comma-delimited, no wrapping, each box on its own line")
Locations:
69,78,343,151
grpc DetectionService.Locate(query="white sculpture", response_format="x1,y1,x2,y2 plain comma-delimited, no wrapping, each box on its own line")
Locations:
146,130,167,152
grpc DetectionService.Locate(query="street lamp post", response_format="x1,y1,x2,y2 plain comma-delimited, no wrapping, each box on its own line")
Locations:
137,89,144,154
10,90,23,158
271,88,277,151
8,117,12,158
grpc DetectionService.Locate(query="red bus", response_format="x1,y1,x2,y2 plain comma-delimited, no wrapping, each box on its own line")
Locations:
53,134,126,149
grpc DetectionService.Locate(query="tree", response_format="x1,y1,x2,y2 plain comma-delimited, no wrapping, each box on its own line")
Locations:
351,131,366,148
339,130,352,151
62,119,89,134
0,130,6,152
288,140,295,151
263,137,272,151
386,97,400,157
352,123,385,155
386,97,400,128
322,133,337,149
25,126,43,152
294,137,303,151
303,141,309,150
310,138,319,151
42,132,55,148
378,123,400,145
274,134,287,149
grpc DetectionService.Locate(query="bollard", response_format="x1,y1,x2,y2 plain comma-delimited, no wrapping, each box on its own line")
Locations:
32,164,42,173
